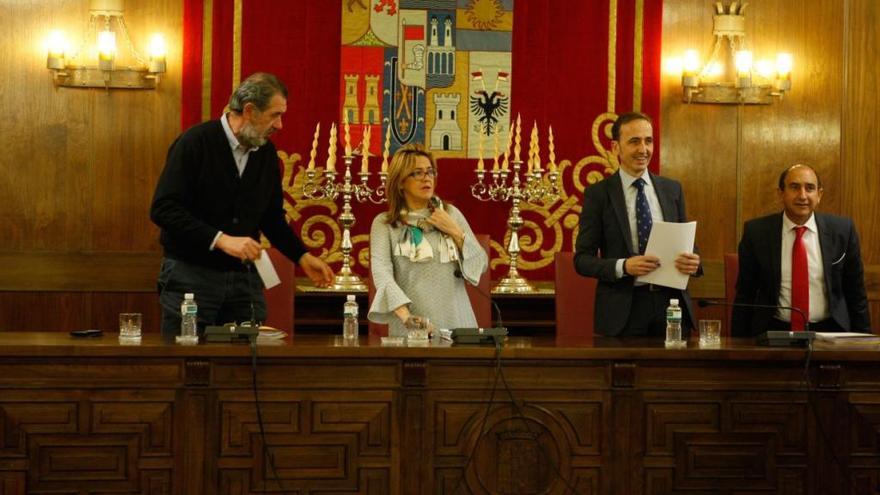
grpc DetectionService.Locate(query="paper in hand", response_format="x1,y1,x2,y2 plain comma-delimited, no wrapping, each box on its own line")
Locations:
254,249,281,289
636,221,697,290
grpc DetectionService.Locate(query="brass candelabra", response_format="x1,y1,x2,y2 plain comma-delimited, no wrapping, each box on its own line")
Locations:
470,115,560,293
302,121,389,291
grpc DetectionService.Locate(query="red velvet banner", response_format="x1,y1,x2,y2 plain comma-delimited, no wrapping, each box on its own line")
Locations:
181,0,662,281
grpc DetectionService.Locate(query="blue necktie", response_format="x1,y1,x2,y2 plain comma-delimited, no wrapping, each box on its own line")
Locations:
634,178,652,254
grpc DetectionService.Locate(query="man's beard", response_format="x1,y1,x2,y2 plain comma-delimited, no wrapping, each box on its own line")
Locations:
238,121,269,148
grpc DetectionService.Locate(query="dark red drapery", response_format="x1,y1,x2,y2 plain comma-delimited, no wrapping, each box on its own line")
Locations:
181,0,662,280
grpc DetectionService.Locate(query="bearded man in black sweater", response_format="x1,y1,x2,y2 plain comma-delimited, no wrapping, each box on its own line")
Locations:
151,72,334,337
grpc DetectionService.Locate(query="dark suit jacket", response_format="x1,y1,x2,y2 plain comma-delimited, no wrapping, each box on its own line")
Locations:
573,171,698,336
732,212,871,336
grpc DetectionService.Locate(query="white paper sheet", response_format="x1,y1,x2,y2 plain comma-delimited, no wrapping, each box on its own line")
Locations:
254,249,281,289
636,221,697,290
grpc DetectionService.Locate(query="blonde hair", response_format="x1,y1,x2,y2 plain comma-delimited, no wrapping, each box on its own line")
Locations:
385,143,438,225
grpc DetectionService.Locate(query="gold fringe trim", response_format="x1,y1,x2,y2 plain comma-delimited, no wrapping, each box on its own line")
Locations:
201,0,213,121
232,0,242,88
632,0,644,111
607,0,617,113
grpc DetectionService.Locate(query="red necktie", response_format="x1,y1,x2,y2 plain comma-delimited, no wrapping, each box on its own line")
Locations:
790,226,809,331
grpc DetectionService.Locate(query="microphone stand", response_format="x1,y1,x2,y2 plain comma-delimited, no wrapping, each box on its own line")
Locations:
698,299,814,347
451,261,508,345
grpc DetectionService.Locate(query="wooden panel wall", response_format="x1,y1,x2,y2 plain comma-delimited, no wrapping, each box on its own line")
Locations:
0,0,876,332
662,0,880,329
0,0,180,332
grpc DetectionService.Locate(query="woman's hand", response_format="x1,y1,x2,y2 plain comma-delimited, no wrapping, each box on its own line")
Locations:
425,209,465,246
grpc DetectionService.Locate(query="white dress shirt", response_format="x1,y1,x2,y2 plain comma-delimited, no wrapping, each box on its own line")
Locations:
776,213,828,323
615,168,664,279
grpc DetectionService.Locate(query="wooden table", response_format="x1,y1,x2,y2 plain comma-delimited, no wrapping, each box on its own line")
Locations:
0,332,876,494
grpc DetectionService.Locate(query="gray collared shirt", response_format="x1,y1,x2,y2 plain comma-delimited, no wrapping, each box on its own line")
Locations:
220,112,259,177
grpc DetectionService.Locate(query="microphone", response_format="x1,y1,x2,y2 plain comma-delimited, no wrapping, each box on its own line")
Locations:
244,261,258,327
205,260,259,343
451,262,507,345
697,299,814,346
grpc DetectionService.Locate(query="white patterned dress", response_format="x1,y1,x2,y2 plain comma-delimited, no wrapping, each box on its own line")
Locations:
368,205,488,337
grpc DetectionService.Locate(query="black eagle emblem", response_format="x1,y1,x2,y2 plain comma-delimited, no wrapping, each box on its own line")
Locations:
470,90,509,135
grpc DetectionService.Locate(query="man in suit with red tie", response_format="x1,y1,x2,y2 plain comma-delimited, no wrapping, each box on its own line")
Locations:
574,112,702,337
732,164,871,336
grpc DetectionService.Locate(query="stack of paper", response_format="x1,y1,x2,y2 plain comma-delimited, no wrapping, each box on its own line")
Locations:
814,332,880,348
257,327,287,344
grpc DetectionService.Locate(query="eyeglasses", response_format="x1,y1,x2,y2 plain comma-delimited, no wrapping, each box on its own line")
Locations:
408,168,437,180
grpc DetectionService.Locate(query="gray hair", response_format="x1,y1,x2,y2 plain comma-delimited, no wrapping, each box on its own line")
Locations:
228,72,288,113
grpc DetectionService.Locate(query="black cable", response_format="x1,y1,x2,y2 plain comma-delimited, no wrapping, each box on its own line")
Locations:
250,339,289,494
496,348,582,494
450,343,503,495
244,261,258,326
246,260,287,493
455,266,504,329
799,340,861,493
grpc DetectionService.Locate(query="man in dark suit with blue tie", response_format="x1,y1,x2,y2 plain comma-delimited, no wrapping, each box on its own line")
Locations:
732,164,871,336
574,112,701,337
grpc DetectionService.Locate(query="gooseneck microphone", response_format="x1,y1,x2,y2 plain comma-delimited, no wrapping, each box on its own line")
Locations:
451,261,507,345
697,299,810,331
697,299,814,346
454,265,504,330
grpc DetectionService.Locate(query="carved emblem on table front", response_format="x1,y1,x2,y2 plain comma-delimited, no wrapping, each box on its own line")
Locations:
433,397,602,493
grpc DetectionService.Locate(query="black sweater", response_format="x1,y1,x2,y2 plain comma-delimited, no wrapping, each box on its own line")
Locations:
150,120,307,271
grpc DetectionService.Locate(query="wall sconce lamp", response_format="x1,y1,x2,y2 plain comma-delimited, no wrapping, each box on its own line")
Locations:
46,0,166,89
674,2,792,104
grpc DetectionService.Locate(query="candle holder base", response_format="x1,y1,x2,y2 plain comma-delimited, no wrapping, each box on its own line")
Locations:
494,275,535,294
330,273,367,292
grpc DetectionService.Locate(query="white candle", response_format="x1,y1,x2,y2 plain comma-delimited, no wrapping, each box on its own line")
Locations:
513,114,522,163
307,122,320,170
361,125,371,173
477,125,485,171
492,126,500,171
343,115,352,157
381,125,391,173
327,123,337,173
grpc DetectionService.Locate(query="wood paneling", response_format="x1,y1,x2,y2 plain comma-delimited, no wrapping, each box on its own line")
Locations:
0,252,161,291
660,0,739,261
0,0,877,333
661,0,880,331
0,0,180,253
842,0,880,266
0,0,178,332
0,291,161,333
1,334,879,493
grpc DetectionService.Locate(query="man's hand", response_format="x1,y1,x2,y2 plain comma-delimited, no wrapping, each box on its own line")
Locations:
299,253,334,288
216,234,262,261
625,255,661,276
674,252,701,276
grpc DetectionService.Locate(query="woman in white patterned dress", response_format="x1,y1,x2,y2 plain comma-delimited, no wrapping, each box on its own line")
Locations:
368,144,488,337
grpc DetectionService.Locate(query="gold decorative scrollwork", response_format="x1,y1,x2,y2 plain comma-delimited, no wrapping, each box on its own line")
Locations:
274,110,619,277
491,112,619,273
272,149,372,272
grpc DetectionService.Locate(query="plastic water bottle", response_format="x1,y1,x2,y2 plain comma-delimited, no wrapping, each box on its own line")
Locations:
343,295,359,341
177,293,199,345
665,298,685,348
